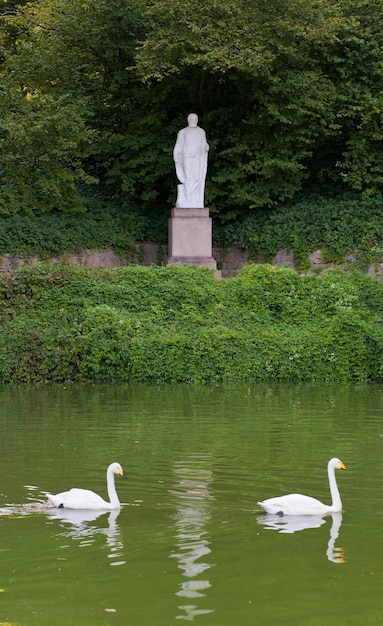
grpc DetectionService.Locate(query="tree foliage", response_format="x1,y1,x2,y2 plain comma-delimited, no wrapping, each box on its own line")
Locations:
0,0,382,217
0,0,146,213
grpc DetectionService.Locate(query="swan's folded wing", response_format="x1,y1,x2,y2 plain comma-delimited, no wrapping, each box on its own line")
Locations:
47,488,108,510
258,493,328,516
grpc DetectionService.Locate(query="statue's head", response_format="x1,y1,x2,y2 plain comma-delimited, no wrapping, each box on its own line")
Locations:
187,113,198,127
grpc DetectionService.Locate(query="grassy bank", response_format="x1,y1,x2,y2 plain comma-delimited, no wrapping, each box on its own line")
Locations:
1,263,382,383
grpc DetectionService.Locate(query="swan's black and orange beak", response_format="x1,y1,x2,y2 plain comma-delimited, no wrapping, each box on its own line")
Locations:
340,462,349,470
119,469,127,479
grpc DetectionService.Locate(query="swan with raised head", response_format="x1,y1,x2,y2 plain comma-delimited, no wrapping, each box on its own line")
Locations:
257,458,348,516
47,462,126,510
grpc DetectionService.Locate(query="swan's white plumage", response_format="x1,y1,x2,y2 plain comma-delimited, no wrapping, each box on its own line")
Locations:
47,462,125,510
257,457,348,516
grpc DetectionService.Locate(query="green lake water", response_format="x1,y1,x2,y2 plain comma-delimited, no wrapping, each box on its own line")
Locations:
0,382,382,625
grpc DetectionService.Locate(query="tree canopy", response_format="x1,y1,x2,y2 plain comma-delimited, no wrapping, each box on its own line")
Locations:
0,0,382,218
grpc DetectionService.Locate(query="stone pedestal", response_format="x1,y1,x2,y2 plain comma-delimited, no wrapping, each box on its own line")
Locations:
167,208,217,270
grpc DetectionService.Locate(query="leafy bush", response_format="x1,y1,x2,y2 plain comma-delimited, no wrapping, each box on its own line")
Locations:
0,190,383,274
214,193,383,269
1,263,383,383
0,204,150,259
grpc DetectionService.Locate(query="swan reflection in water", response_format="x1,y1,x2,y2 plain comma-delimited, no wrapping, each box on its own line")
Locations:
0,488,126,566
257,511,345,564
170,454,215,620
46,507,126,565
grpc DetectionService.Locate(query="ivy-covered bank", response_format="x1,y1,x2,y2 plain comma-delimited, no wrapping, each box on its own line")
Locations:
1,263,383,383
1,194,383,272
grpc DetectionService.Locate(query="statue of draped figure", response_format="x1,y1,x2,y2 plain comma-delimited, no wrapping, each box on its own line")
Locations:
173,113,209,208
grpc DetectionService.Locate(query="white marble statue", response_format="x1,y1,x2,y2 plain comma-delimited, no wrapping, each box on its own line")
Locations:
173,113,209,208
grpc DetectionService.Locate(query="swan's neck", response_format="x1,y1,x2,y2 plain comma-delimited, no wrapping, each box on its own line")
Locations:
328,463,341,512
106,468,120,509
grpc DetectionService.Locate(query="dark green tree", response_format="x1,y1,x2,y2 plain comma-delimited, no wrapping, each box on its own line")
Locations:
0,0,382,219
135,0,383,215
0,0,147,214
306,0,383,195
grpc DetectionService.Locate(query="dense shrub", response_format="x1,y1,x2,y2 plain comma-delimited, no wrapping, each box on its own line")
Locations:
1,263,383,384
1,193,383,272
0,204,167,259
214,193,383,269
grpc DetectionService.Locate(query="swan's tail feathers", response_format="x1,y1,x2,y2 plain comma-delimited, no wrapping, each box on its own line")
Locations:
47,493,62,508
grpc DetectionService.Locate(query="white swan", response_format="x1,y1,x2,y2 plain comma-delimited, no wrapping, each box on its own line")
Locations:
257,458,348,516
47,462,126,510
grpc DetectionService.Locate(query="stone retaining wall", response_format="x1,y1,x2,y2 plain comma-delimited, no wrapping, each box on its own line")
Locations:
0,244,382,278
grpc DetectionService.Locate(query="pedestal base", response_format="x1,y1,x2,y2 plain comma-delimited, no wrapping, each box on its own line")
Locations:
167,207,217,270
167,256,217,270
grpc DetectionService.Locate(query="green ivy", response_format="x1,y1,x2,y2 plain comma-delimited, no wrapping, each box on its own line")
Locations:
1,263,383,383
214,192,383,269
